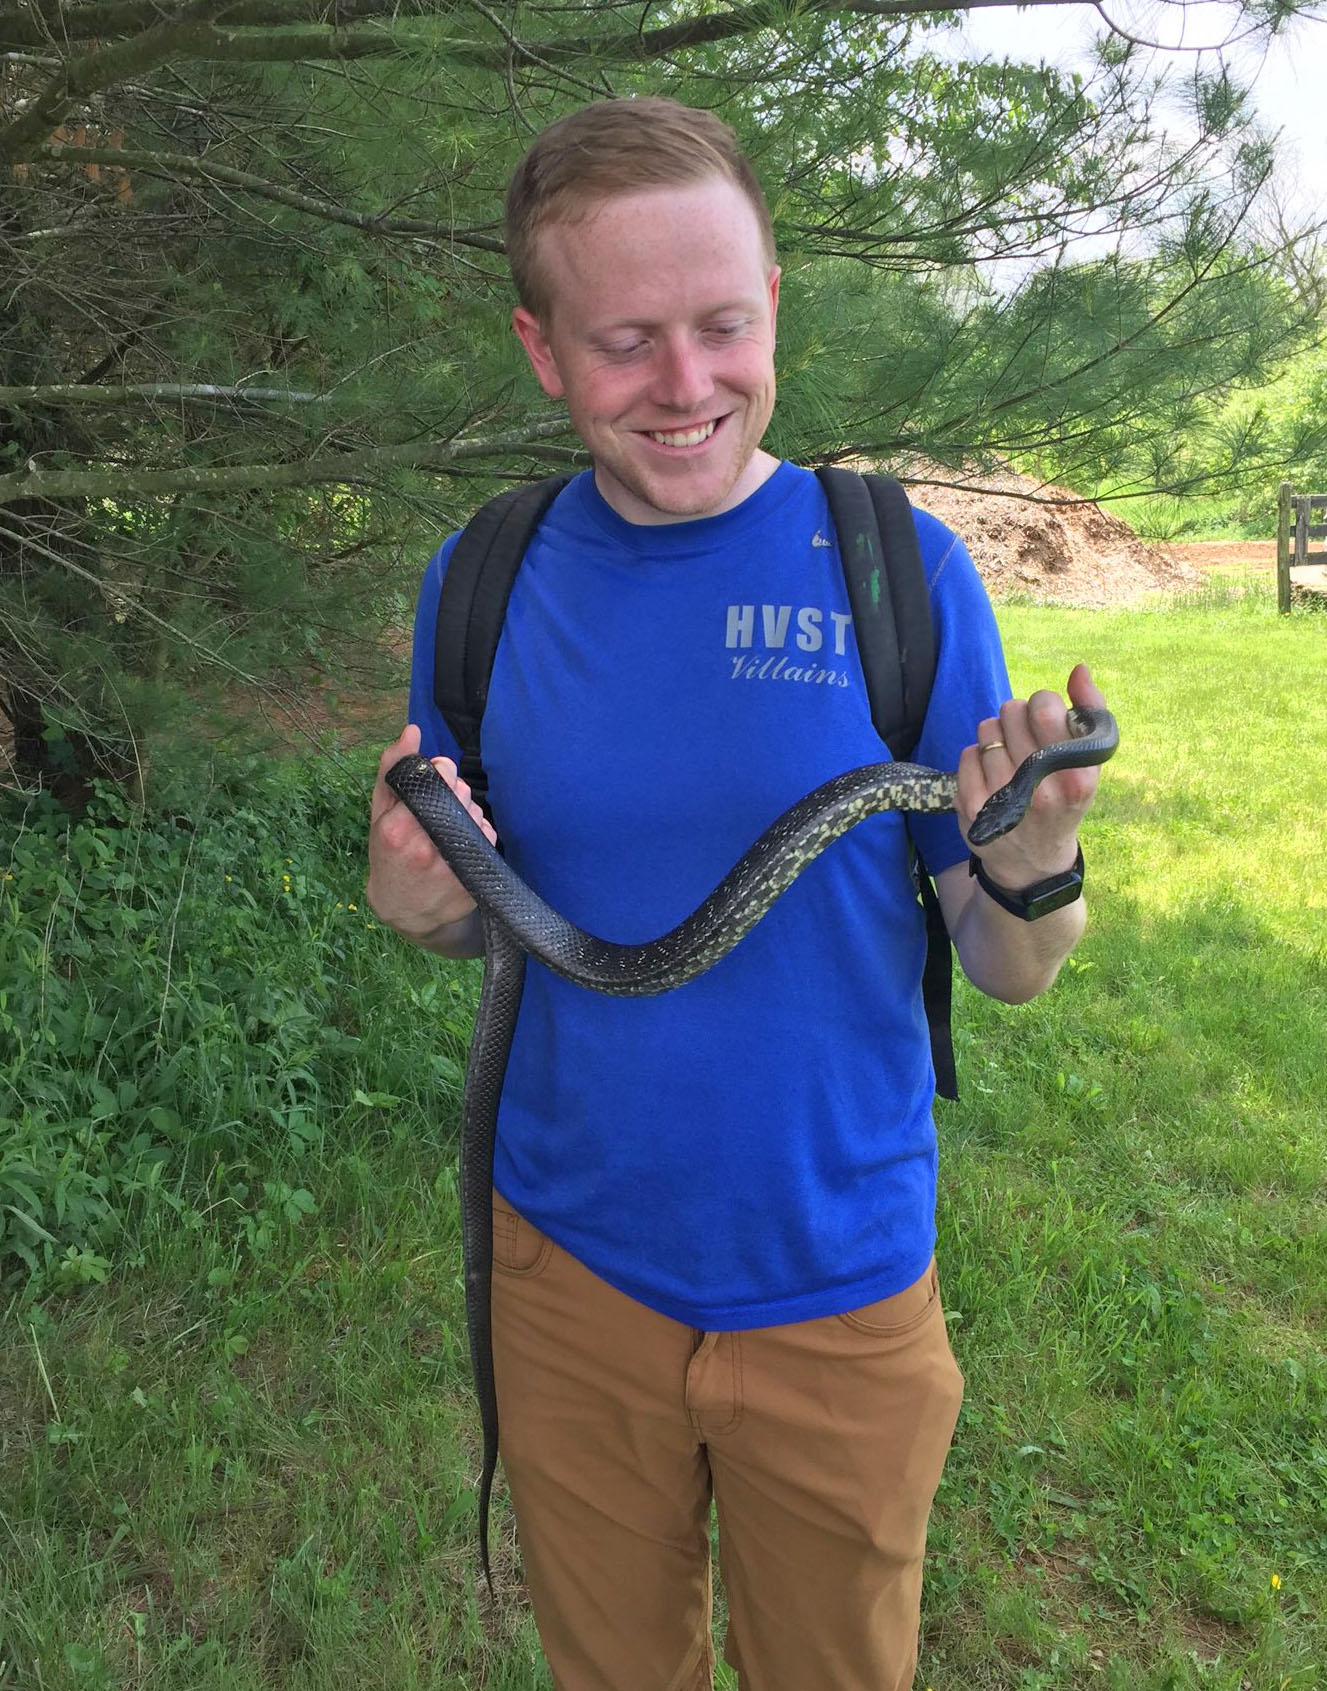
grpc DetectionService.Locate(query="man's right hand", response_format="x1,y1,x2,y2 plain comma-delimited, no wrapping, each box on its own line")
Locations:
366,724,498,956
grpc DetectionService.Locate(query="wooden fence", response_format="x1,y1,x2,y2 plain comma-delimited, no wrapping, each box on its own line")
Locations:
1276,483,1327,613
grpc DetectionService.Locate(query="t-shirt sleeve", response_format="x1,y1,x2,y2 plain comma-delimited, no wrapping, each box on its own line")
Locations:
904,508,1012,877
406,531,464,762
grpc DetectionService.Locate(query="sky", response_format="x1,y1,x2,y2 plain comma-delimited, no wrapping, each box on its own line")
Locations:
945,0,1327,224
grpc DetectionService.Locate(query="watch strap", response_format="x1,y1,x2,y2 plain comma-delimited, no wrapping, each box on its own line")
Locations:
968,843,1085,921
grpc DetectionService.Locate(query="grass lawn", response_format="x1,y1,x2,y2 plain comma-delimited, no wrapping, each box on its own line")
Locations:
1,583,1323,1690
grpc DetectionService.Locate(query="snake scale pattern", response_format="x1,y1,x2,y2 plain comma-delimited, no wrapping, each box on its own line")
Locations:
385,703,1118,1591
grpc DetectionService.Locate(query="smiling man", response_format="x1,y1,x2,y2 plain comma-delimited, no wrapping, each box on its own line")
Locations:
509,171,780,524
367,97,1108,1691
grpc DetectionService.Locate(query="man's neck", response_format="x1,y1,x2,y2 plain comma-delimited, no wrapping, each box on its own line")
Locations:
594,449,782,527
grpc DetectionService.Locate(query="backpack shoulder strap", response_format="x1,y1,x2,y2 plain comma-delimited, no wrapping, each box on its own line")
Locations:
814,465,934,759
815,465,957,1100
916,866,957,1100
433,474,573,818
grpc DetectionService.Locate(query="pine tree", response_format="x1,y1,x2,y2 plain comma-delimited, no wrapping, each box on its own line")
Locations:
0,0,1317,800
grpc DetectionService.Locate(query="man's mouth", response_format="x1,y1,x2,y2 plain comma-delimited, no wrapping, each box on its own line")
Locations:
642,419,720,448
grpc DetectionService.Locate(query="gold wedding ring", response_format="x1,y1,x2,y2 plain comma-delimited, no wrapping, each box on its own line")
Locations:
978,739,1006,754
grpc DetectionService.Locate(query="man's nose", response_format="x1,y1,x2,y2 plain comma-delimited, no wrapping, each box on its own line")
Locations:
651,335,713,411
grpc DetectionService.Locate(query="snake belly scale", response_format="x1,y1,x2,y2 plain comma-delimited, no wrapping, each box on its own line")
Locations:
385,704,1118,1591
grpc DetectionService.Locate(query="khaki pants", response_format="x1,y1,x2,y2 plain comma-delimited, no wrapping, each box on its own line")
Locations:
490,1190,964,1691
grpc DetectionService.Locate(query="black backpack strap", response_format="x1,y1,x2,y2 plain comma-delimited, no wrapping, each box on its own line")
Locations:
816,465,957,1100
918,869,957,1100
814,466,934,759
433,474,573,820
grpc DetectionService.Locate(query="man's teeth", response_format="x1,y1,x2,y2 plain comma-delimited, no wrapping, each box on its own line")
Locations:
647,420,717,447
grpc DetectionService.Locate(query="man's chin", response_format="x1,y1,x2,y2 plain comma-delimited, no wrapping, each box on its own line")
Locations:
604,452,748,524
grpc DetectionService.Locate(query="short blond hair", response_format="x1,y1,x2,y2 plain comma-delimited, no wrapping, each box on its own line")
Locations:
504,96,775,320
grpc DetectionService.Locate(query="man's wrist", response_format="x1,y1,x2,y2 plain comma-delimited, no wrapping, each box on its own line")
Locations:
414,907,484,957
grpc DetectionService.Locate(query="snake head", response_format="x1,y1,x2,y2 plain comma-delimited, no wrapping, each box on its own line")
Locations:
967,706,1119,849
967,784,1026,848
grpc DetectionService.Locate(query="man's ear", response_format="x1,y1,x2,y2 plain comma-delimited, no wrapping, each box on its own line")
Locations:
512,307,565,400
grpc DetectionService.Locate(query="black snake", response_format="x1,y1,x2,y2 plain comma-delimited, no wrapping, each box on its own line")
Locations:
385,703,1118,1590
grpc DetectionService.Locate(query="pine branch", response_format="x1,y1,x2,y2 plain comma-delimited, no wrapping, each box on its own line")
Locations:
458,0,1103,67
1,26,452,137
0,416,573,502
930,176,1276,445
0,0,1102,103
30,143,506,248
0,0,1106,53
0,0,461,49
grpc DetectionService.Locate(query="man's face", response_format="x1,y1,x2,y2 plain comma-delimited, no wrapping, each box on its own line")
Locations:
512,176,781,525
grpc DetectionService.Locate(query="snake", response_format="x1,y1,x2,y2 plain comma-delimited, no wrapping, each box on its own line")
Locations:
385,703,1118,1592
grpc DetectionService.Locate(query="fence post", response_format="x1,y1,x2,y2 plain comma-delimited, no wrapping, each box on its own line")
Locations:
1295,500,1310,615
1277,481,1292,614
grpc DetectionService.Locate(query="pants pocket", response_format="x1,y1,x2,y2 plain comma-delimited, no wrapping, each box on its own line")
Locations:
834,1256,941,1337
491,1188,554,1278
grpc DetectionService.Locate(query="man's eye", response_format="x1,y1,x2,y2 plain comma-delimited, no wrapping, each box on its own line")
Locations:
706,322,744,339
603,340,646,358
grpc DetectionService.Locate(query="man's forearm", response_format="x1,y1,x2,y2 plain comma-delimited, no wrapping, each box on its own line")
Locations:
949,878,1087,1004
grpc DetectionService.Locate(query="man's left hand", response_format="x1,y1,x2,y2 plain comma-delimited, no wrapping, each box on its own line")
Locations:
955,661,1108,892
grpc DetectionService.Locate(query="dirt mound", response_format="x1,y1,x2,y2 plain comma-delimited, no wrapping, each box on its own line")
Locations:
900,462,1203,607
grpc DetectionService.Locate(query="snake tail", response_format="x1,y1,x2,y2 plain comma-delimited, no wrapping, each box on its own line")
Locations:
461,919,523,1598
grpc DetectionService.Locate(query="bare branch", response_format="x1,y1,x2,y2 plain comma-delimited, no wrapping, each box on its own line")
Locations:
1,0,240,158
30,142,507,248
0,416,574,503
0,381,330,404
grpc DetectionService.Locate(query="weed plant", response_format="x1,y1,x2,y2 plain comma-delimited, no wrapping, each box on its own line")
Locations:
1,758,472,1285
1,587,1323,1689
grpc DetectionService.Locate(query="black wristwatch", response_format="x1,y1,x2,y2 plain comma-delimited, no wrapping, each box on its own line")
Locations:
968,844,1085,921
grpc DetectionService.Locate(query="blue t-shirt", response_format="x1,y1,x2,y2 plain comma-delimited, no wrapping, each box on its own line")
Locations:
408,463,1010,1329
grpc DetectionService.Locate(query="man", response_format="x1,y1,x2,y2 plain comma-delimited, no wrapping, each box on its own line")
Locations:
368,96,1107,1691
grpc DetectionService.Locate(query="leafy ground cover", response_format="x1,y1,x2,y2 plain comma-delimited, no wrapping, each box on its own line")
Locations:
1,585,1323,1690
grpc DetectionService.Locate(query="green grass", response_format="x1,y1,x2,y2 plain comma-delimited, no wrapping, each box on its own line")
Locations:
1,589,1324,1690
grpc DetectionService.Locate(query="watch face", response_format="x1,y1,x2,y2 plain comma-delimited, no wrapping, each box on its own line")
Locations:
1024,876,1084,919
